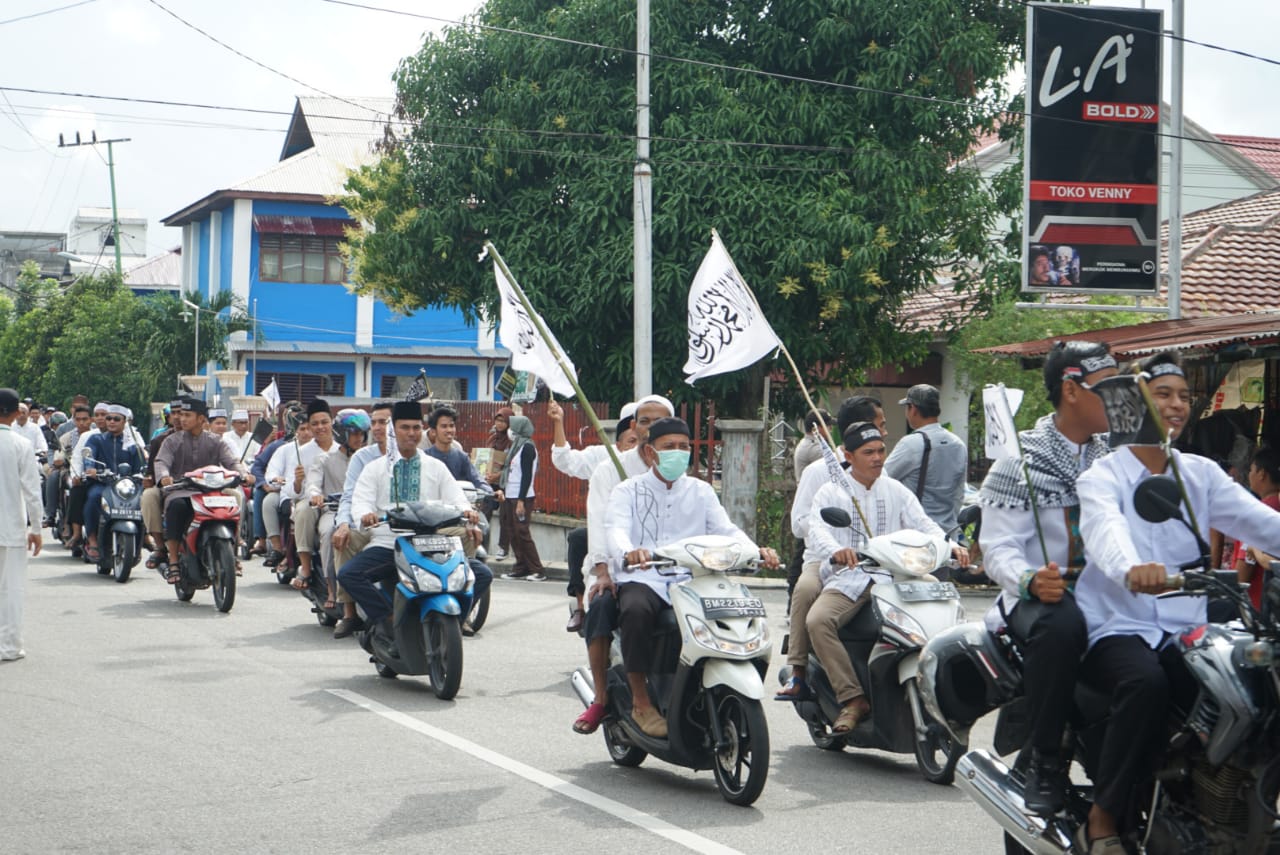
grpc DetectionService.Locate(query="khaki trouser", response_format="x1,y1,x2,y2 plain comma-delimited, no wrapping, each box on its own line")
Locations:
785,560,823,668
292,501,323,553
142,486,163,534
332,525,372,606
807,588,873,706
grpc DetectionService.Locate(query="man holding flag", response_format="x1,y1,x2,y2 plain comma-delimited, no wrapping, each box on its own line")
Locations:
975,340,1116,816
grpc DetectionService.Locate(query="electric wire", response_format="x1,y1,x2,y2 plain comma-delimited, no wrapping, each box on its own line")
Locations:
0,0,101,27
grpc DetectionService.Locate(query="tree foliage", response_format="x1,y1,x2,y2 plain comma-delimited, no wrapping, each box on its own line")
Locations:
0,276,251,419
340,0,1027,411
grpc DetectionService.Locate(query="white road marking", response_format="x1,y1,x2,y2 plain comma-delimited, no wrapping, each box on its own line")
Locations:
328,689,744,855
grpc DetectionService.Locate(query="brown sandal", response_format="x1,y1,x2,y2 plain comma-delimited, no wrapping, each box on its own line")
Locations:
832,697,871,734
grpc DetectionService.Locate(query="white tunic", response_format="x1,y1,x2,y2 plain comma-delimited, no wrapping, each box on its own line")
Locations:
585,447,650,569
1077,448,1280,649
13,421,47,456
551,443,613,481
605,469,752,602
267,439,335,501
979,505,1077,631
351,450,469,551
0,427,41,545
222,430,260,464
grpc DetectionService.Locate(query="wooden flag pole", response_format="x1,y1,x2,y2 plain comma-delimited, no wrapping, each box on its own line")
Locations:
997,385,1050,568
486,242,626,481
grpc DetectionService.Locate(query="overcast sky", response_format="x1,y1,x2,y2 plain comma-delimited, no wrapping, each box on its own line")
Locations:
1,0,1277,260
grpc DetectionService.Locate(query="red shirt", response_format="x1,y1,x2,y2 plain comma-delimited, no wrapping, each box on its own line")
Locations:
1232,493,1280,609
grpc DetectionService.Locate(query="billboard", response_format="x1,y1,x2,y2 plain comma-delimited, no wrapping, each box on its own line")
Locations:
1024,3,1163,294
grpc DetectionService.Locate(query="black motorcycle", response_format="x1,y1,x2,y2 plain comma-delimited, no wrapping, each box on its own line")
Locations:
920,475,1280,854
85,460,145,583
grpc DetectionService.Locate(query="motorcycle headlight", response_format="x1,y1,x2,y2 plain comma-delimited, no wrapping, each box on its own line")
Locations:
899,544,938,576
100,497,110,512
880,602,929,647
684,615,768,656
446,564,469,592
114,479,137,499
414,567,443,593
684,543,743,572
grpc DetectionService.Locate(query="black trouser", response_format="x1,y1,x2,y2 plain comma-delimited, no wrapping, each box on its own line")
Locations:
584,589,618,643
164,498,195,543
786,537,806,595
66,481,88,525
617,583,667,673
1080,634,1175,821
1005,594,1088,755
566,526,588,598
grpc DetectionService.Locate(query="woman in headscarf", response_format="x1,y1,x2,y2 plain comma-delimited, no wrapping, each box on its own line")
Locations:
496,414,544,580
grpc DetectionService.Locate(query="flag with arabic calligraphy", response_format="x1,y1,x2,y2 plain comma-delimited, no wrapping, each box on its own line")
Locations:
683,232,782,384
494,258,577,398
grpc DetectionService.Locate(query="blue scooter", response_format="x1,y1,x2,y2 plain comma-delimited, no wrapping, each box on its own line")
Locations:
85,459,145,583
359,501,476,699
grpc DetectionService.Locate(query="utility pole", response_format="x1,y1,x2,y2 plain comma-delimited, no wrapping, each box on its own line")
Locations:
56,132,130,277
1167,0,1185,320
633,0,653,398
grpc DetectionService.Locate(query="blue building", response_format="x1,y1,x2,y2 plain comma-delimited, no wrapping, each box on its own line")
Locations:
162,97,506,403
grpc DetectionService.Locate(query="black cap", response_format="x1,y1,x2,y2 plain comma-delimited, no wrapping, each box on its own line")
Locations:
0,388,19,415
615,414,635,440
842,421,885,452
391,401,422,422
183,397,208,417
897,384,940,409
646,417,690,443
306,398,331,419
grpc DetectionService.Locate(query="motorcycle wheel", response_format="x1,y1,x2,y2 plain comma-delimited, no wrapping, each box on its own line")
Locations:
311,577,337,628
425,613,463,700
175,578,196,602
808,721,845,752
710,689,770,806
467,587,491,633
375,662,398,679
603,721,646,767
910,679,963,785
276,568,295,586
209,540,237,613
112,537,135,583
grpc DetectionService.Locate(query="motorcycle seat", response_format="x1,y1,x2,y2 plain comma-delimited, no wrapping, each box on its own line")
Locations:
837,605,880,643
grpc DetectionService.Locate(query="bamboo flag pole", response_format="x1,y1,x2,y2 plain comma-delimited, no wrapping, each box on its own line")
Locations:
1137,375,1204,536
711,229,872,534
997,385,1050,568
485,242,627,481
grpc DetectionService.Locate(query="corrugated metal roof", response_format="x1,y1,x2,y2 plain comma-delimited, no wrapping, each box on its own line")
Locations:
252,215,353,236
123,249,181,287
974,311,1280,361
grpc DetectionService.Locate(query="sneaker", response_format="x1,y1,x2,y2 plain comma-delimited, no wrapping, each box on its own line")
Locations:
525,572,547,582
461,619,476,637
502,571,529,580
334,616,365,639
493,548,509,560
1023,750,1067,816
263,550,284,568
1073,824,1124,854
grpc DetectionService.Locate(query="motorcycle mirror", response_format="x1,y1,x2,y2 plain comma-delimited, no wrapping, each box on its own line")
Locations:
1133,475,1184,524
819,506,853,528
957,504,982,529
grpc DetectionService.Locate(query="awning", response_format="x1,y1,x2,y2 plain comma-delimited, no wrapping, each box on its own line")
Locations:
975,311,1280,364
252,215,355,236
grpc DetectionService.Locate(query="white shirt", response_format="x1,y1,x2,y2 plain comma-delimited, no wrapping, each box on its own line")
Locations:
13,421,47,456
980,505,1078,632
337,444,386,529
223,430,260,464
71,426,100,478
792,455,844,544
807,475,943,601
0,426,41,546
351,449,469,550
267,439,335,501
1077,448,1280,649
586,447,650,569
605,469,751,602
551,443,613,481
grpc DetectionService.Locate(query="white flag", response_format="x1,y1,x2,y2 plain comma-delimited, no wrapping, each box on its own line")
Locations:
260,378,281,413
683,232,782,385
982,384,1024,460
494,260,577,398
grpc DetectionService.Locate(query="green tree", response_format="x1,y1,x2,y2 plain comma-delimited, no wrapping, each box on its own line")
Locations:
340,0,1028,411
12,259,58,316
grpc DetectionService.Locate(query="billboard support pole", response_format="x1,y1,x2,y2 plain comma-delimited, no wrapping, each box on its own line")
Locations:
1167,0,1185,320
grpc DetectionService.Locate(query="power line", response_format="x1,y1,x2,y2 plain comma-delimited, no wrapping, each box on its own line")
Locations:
0,0,101,27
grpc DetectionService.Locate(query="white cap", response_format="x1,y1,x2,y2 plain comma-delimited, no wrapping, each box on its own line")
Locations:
105,404,128,416
619,401,638,420
208,408,228,419
634,394,675,417
231,409,249,421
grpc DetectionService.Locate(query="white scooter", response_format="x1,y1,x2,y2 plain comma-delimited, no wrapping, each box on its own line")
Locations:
779,507,968,783
570,534,772,806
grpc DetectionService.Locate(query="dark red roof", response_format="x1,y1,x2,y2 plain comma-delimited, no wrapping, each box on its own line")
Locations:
975,311,1280,360
1220,135,1280,181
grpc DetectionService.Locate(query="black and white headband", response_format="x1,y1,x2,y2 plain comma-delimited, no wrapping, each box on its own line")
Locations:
1146,362,1185,379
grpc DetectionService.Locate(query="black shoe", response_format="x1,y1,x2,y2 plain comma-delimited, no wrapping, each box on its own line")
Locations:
1023,751,1067,816
263,549,284,567
334,616,365,639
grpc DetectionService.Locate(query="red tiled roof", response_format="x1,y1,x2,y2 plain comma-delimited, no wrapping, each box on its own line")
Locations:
1219,135,1280,181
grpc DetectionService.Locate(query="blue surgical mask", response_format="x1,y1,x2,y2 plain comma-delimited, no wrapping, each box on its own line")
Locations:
655,449,690,482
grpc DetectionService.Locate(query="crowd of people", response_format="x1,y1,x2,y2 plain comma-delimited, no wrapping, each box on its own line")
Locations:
6,357,1280,853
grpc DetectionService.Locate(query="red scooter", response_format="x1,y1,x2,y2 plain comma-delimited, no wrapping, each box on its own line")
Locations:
159,466,242,612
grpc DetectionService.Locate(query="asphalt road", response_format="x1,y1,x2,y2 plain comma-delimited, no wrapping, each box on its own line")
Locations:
2,544,1007,854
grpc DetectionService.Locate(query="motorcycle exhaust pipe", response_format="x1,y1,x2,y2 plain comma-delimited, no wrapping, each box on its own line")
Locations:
570,667,595,709
954,751,1074,855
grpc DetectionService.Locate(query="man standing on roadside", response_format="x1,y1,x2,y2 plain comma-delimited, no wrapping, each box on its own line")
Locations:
0,388,43,662
884,384,967,534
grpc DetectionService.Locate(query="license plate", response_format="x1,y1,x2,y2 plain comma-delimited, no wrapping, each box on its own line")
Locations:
202,496,237,509
411,535,460,553
894,581,960,602
702,597,767,618
113,510,142,519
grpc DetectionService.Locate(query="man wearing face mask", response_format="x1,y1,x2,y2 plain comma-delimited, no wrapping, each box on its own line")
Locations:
603,417,780,737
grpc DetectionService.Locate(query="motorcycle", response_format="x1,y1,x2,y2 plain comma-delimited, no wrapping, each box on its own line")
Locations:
85,458,145,583
298,493,344,628
457,480,493,633
358,500,477,700
158,466,242,612
920,475,1280,854
778,507,967,784
570,534,772,806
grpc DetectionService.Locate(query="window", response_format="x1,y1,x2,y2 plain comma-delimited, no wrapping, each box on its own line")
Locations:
381,374,468,401
259,235,346,284
256,373,346,402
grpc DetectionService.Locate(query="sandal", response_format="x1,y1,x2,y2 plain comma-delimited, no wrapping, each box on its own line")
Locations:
146,550,167,570
291,572,311,590
832,697,871,734
775,676,811,701
165,566,181,584
235,561,243,577
573,702,608,735
84,544,101,562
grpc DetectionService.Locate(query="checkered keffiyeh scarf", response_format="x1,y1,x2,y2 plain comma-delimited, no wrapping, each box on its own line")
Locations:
978,414,1110,511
